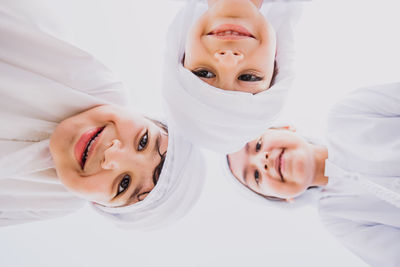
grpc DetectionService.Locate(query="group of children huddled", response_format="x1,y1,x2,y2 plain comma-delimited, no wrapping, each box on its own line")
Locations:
0,1,398,266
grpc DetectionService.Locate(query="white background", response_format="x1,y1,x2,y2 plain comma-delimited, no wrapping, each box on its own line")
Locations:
1,0,399,266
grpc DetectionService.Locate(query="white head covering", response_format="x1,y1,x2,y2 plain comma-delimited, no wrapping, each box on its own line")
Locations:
162,0,303,153
91,129,206,230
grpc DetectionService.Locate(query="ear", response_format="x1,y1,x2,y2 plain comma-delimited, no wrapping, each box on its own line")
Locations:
251,0,263,9
285,197,294,203
277,125,296,132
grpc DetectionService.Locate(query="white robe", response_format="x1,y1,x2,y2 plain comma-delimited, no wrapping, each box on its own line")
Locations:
320,82,400,267
0,7,127,226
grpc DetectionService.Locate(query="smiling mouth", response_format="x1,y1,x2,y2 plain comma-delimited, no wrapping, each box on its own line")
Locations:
207,24,255,39
75,126,105,170
277,149,285,182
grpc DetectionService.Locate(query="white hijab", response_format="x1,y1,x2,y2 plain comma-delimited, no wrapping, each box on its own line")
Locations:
0,6,206,229
162,0,303,153
92,129,206,230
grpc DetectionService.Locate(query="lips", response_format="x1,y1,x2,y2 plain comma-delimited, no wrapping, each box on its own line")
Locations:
208,24,254,40
275,149,285,182
75,126,105,169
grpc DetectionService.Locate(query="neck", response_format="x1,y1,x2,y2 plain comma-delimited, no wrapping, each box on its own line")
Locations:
310,144,328,187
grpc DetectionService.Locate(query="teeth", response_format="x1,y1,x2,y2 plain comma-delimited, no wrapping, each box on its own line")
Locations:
215,30,247,36
81,128,103,168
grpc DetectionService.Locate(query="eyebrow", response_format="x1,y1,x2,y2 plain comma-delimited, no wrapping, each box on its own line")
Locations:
125,183,142,206
242,168,248,185
241,143,250,185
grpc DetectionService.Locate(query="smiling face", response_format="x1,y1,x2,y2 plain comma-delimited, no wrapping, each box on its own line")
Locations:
227,129,320,199
50,105,168,208
183,0,276,94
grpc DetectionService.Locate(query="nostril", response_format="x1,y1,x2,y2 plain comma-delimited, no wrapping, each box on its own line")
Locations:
220,52,225,55
233,52,239,56
265,153,268,159
264,164,268,170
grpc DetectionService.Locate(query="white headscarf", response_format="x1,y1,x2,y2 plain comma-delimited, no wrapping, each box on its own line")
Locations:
162,0,303,153
92,129,206,230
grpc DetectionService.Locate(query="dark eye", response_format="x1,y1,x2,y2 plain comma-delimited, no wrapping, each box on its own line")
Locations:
192,69,216,79
138,131,148,151
256,138,262,152
238,74,262,82
254,170,260,184
117,174,131,195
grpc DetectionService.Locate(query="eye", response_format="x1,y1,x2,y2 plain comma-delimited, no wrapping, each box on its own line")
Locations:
254,170,260,184
138,131,148,151
192,69,216,79
117,174,131,196
256,138,262,152
238,74,263,82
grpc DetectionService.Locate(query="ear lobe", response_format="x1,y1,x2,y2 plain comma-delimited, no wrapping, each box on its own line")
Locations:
251,0,263,9
280,125,296,132
285,197,294,203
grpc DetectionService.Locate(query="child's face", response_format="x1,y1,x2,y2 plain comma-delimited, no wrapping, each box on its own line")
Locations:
184,0,276,94
227,129,316,199
50,105,168,207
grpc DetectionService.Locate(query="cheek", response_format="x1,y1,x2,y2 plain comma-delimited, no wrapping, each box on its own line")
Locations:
56,168,108,201
290,150,315,187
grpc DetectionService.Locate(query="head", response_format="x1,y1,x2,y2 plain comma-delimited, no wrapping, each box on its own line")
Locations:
183,0,276,94
227,127,328,201
50,105,168,208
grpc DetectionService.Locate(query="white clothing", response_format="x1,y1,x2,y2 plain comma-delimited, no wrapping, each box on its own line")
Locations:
162,0,303,153
0,7,206,229
320,82,400,267
0,7,127,226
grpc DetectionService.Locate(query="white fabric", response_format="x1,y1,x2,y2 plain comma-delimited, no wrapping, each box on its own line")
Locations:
0,7,206,229
92,131,206,230
320,82,400,267
162,0,302,153
0,7,126,226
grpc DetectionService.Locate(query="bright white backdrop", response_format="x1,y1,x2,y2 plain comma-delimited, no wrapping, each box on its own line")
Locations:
1,1,399,266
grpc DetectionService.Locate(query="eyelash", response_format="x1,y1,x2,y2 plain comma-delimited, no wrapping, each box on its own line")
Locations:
192,69,263,82
254,170,260,185
138,130,148,151
117,174,131,196
192,69,216,79
256,138,262,152
238,74,263,82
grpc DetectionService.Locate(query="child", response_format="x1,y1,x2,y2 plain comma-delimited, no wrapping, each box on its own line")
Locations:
0,6,205,229
162,0,303,153
225,83,400,266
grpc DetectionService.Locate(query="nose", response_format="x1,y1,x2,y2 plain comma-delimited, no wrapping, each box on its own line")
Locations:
214,49,244,66
101,139,122,170
250,151,269,171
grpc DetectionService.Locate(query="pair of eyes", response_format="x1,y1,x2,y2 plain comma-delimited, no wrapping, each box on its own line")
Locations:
115,131,149,198
192,69,263,82
253,138,263,184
